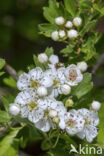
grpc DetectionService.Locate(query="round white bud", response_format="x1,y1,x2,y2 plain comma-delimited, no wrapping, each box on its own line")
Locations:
37,86,47,97
38,53,48,63
67,29,78,38
59,30,66,38
61,84,71,95
73,17,82,27
55,16,65,25
49,110,57,118
65,21,73,28
91,101,101,111
51,31,59,41
9,104,20,116
53,117,60,123
77,61,88,72
49,54,59,64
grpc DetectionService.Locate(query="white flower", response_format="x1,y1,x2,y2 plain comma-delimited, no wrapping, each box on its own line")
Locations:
38,53,48,63
51,31,59,41
65,21,73,28
9,104,20,116
37,86,47,97
15,90,46,122
17,67,52,92
91,101,101,111
65,64,83,86
77,108,99,142
73,17,82,27
59,30,66,38
59,110,85,134
44,67,66,97
49,55,59,64
35,99,64,132
67,29,78,38
61,84,71,95
77,61,88,72
55,16,65,25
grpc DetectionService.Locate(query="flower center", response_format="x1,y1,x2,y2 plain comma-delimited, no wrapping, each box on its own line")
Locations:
44,110,49,118
84,118,90,126
30,80,39,90
69,69,78,81
28,101,37,110
66,119,76,128
53,79,59,88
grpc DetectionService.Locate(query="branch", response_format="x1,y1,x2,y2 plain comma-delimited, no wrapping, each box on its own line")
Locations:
4,63,18,81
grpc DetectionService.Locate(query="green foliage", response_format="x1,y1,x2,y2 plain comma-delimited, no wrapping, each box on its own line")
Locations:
0,58,5,70
0,128,21,156
0,110,11,123
72,73,93,99
64,0,77,17
3,76,17,89
97,103,104,148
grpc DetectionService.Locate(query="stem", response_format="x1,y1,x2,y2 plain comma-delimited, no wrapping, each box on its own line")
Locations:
4,63,18,81
52,133,60,148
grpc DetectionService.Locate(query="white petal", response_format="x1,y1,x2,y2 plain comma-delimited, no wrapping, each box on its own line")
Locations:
17,73,30,91
40,76,53,88
29,67,43,81
35,118,50,132
77,129,86,139
85,125,98,142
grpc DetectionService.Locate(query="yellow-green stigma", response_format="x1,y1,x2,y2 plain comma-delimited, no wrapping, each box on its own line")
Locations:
53,79,59,88
66,119,76,128
44,110,49,118
85,118,90,126
30,80,39,90
28,101,37,110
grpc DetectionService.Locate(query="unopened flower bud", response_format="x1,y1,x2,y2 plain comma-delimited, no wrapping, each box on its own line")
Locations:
9,104,20,116
65,21,73,28
55,16,65,25
91,101,101,111
61,84,71,95
65,99,74,107
73,17,82,27
51,31,59,41
77,61,88,72
38,53,48,63
37,86,47,97
49,55,59,64
67,29,78,38
49,110,57,118
53,116,60,123
59,30,66,38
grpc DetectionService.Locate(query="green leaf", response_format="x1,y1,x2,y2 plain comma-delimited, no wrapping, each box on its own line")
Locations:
1,94,15,111
39,23,59,37
0,110,11,123
72,73,93,99
0,128,21,156
43,0,61,24
97,103,104,148
3,76,17,88
64,0,77,17
45,47,54,57
61,44,75,56
0,71,5,76
0,58,5,70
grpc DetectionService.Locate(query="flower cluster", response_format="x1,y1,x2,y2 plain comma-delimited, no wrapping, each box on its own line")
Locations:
9,53,100,143
51,16,82,41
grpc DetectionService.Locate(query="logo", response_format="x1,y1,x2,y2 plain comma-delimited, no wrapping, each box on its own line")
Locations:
70,144,102,155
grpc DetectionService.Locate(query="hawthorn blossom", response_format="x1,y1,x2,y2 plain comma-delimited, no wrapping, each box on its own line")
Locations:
59,109,85,135
77,108,99,142
17,67,53,93
64,64,83,86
